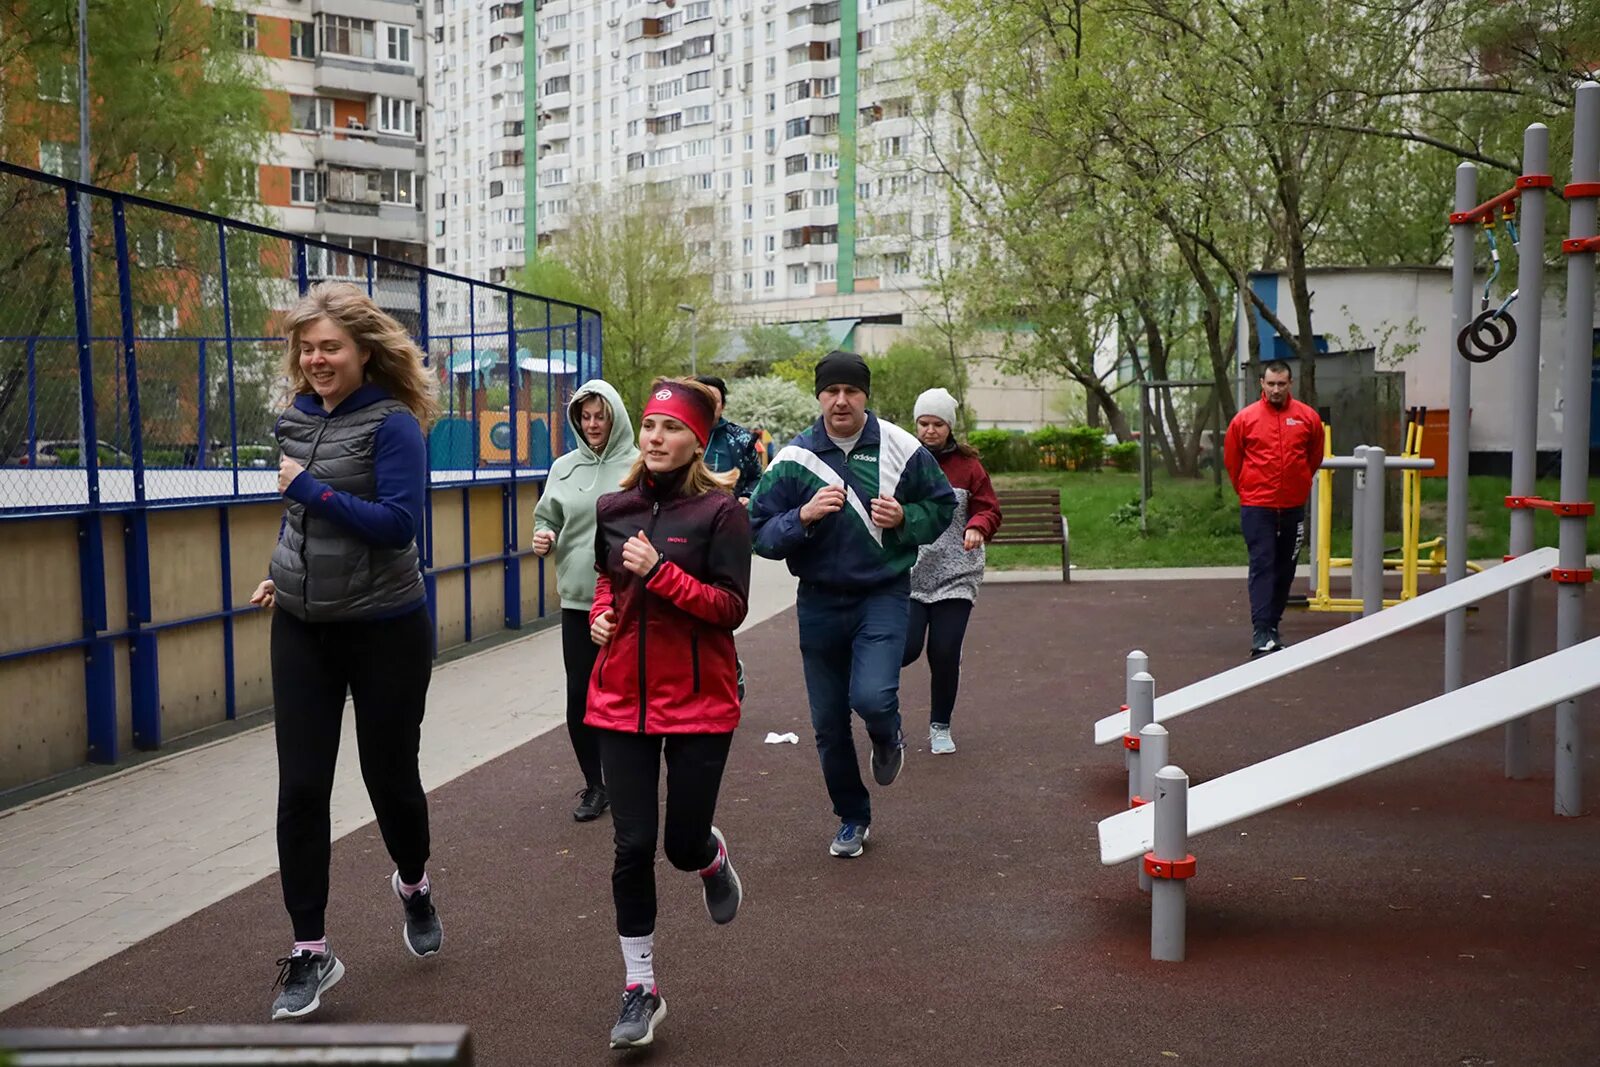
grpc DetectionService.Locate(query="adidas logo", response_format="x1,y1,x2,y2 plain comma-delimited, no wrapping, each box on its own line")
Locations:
855,454,878,463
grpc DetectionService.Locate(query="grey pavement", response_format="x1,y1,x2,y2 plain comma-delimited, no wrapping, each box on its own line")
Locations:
0,557,798,1011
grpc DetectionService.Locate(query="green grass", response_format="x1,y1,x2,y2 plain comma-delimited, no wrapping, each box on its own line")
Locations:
987,471,1600,571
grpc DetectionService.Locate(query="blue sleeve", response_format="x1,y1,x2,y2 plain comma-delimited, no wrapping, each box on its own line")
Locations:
748,468,810,559
284,412,426,550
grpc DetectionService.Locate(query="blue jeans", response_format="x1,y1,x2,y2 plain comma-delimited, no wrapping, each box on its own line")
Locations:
796,578,910,826
1240,505,1305,629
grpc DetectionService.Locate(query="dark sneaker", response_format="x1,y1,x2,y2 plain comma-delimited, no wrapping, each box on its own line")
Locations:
1249,626,1278,659
391,871,442,957
829,821,870,858
869,729,904,786
573,785,610,822
701,826,742,925
609,985,667,1049
270,950,344,1021
1271,626,1291,650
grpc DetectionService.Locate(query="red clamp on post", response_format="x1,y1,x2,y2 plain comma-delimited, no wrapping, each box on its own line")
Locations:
1130,795,1147,809
1143,853,1197,880
1550,501,1595,518
1550,568,1595,585
1564,181,1600,199
1123,733,1140,752
1505,495,1543,510
1515,174,1554,190
1563,236,1600,255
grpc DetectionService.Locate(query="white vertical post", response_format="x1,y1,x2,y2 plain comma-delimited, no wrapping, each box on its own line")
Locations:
1445,164,1478,693
1126,672,1155,805
1136,723,1169,894
1122,650,1147,771
1150,765,1191,963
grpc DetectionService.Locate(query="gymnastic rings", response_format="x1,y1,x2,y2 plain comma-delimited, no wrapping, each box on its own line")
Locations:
1456,306,1518,364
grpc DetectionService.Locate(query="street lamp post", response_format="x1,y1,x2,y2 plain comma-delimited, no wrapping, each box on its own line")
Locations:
676,303,698,376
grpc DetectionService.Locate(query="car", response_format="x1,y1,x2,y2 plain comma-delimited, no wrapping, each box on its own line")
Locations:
5,439,133,467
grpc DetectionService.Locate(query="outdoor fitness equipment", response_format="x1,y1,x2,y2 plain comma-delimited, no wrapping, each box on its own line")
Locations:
1455,215,1522,363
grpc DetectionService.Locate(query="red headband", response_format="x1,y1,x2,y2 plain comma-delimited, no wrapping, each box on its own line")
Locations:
642,384,714,447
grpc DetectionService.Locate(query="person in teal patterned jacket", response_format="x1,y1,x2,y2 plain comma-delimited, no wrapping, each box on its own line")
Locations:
694,375,764,501
747,350,955,858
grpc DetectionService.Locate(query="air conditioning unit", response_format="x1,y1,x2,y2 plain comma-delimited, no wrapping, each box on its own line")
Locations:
761,2,772,10
739,10,750,19
611,48,620,57
607,17,620,26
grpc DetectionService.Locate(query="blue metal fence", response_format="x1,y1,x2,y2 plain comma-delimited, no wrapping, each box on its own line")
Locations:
0,160,601,767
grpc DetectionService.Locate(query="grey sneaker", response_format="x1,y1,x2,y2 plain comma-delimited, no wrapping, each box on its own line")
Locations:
929,724,956,755
270,950,344,1021
701,826,742,925
869,729,905,786
609,985,667,1049
829,821,869,858
391,871,442,957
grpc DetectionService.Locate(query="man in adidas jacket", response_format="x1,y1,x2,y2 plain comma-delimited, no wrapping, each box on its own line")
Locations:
748,350,955,858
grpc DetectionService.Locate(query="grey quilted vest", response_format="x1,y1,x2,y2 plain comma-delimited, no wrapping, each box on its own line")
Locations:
269,397,425,621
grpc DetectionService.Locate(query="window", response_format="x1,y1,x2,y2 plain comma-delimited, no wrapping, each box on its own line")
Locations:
385,25,412,64
879,136,904,157
320,15,376,59
37,141,77,177
378,97,416,135
684,104,712,126
136,304,180,338
791,265,809,284
229,12,257,51
785,190,805,212
764,234,776,252
290,169,321,204
813,187,837,207
742,237,753,255
290,95,335,131
290,21,316,59
379,169,415,205
36,63,73,103
685,69,712,91
489,180,505,197
763,270,775,288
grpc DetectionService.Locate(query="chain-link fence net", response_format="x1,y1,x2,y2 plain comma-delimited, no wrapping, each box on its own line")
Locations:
0,163,600,513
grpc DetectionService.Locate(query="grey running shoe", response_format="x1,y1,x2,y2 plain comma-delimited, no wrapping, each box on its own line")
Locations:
929,724,956,755
270,950,344,1021
609,985,667,1049
869,729,905,786
829,821,869,858
391,871,442,957
701,826,742,925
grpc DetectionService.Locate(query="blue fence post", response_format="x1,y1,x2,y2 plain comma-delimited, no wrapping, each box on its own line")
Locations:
25,337,38,465
218,505,236,720
196,338,208,469
366,255,375,297
113,198,160,750
66,187,116,763
295,240,309,295
218,223,240,497
503,294,521,630
468,284,480,474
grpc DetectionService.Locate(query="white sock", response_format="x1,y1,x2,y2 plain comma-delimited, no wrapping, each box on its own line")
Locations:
620,933,656,991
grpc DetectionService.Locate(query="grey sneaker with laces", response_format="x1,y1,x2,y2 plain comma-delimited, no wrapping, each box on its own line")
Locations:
609,985,667,1048
829,821,869,858
270,949,344,1021
701,826,742,924
391,871,442,957
929,724,956,755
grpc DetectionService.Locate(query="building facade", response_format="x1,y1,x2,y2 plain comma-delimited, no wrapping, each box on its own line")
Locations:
424,0,950,320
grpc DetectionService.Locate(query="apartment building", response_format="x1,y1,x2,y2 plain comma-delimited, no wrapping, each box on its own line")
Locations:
245,0,429,271
424,0,950,320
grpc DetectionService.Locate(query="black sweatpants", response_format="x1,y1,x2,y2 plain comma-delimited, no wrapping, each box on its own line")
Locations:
272,603,434,942
901,598,975,726
599,730,733,937
1240,505,1305,629
561,609,605,790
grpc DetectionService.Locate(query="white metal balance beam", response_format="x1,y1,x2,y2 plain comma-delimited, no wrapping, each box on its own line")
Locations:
1099,632,1600,865
1092,546,1560,746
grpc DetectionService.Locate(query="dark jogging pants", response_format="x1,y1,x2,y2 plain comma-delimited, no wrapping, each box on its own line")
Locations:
561,608,605,791
600,729,733,937
1240,505,1305,630
901,597,974,727
272,603,434,942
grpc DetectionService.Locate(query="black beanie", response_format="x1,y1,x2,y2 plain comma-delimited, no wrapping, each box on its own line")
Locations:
814,350,870,396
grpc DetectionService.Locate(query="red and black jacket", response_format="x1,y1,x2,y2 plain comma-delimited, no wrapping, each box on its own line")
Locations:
586,470,752,735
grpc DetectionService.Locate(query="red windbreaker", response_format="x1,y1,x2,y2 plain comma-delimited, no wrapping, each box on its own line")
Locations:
586,475,752,735
1223,395,1324,508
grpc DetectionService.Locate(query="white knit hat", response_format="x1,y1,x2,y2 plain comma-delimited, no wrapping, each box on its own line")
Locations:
913,387,958,428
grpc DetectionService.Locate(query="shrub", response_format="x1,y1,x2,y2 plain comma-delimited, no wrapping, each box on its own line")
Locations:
723,375,818,445
1060,425,1106,471
968,428,1037,473
1109,441,1140,472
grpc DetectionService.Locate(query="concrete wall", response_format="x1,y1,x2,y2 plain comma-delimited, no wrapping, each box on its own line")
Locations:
0,480,557,793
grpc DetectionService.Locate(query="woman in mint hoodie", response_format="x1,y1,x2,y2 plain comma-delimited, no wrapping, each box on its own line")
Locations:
533,380,638,821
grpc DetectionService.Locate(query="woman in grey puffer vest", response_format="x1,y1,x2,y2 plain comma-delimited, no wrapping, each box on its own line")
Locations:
902,388,1002,755
247,283,443,1023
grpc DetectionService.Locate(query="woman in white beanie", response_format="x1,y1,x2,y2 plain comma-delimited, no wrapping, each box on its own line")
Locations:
901,387,1002,754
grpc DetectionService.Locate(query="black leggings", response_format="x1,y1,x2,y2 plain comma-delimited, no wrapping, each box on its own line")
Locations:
562,609,605,790
272,604,434,942
901,598,974,727
599,730,733,937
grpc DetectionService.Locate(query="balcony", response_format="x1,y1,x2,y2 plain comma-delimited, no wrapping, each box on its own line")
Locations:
313,58,419,101
315,202,424,243
313,130,422,173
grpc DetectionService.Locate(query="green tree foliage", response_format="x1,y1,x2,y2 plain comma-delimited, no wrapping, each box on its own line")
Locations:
743,321,833,389
865,336,959,428
516,187,717,421
723,375,817,444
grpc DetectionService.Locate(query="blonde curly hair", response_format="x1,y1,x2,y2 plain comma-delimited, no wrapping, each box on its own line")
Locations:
280,282,440,428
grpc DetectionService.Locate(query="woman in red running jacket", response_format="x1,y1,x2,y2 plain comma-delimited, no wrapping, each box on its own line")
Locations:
587,378,751,1050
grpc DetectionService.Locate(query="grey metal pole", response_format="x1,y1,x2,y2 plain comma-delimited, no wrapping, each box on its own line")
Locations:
1127,671,1155,805
1150,765,1190,963
1445,164,1478,692
1306,476,1320,600
690,311,699,376
1123,650,1147,772
1362,446,1387,617
1554,82,1598,816
1504,124,1550,780
1136,723,1169,893
1351,445,1369,607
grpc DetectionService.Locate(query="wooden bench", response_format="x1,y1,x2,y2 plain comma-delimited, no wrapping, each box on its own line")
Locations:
990,489,1071,581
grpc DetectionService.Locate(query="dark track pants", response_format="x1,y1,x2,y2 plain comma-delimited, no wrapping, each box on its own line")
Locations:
600,730,733,937
901,597,974,726
562,609,605,790
1240,505,1305,629
272,604,434,942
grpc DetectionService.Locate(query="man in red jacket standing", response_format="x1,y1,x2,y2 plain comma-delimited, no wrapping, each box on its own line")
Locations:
1223,360,1324,657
